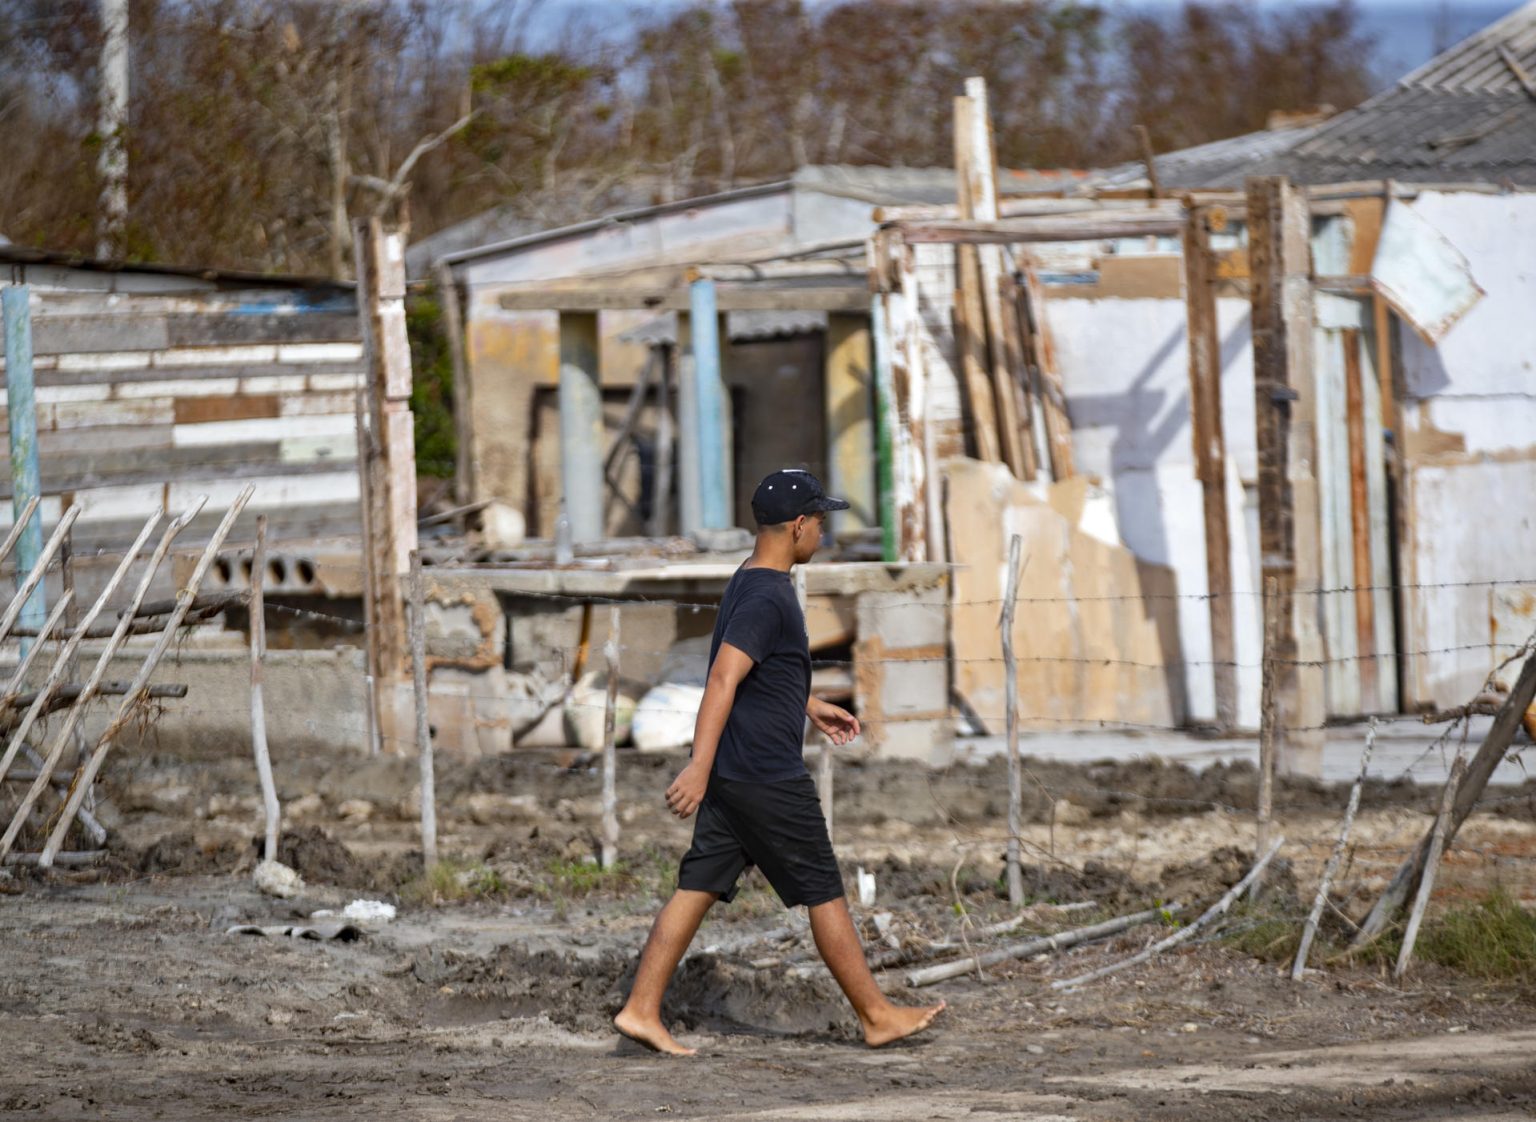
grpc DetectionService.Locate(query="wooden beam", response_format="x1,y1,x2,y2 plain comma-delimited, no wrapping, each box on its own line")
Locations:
824,313,877,535
496,285,870,313
1019,263,1075,479
885,258,930,562
898,212,1185,246
1246,176,1325,776
1182,205,1237,729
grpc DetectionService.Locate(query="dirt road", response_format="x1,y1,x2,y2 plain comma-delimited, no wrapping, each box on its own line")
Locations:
5,874,1535,1121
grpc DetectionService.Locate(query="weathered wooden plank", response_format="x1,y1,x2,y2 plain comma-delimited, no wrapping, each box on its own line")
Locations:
173,394,281,425
995,274,1038,481
1183,205,1237,729
1019,264,1075,479
495,286,872,313
0,453,355,502
952,95,1002,466
898,212,1185,246
34,362,365,389
28,312,357,355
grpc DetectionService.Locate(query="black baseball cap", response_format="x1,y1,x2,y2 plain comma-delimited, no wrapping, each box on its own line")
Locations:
751,469,850,526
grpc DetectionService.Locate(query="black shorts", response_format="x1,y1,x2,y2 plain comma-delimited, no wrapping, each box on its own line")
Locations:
677,773,844,909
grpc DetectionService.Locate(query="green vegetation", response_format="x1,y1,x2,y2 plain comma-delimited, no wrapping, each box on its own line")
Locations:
401,858,508,906
405,289,456,480
1419,890,1536,980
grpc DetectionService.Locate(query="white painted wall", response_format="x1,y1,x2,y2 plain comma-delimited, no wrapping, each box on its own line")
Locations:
1394,192,1536,706
1045,296,1263,727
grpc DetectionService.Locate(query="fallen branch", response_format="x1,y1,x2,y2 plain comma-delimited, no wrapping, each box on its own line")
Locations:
905,904,1182,989
1394,755,1466,979
1051,838,1284,991
1292,720,1376,980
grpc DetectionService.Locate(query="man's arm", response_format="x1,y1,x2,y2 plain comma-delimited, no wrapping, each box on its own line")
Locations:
664,642,755,819
807,695,860,745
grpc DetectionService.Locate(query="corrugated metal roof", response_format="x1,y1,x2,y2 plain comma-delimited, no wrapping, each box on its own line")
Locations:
1093,2,1536,190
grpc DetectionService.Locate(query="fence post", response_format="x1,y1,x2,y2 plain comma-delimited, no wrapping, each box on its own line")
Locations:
601,604,621,870
409,551,437,870
3,285,45,652
249,515,280,864
1253,574,1279,898
1002,533,1025,907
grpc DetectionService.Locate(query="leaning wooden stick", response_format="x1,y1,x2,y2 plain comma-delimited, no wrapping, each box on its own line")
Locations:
0,592,72,705
249,516,280,864
1394,755,1466,979
0,510,164,789
1292,718,1376,980
906,904,1182,988
0,504,81,648
600,604,621,870
1052,838,1285,991
38,488,249,867
409,550,437,870
0,496,41,570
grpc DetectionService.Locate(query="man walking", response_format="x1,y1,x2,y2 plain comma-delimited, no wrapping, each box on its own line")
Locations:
615,469,946,1055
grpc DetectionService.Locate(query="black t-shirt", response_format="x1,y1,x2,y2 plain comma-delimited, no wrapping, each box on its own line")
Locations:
705,565,811,782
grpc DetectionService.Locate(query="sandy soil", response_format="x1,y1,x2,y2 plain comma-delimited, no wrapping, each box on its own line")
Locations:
4,737,1536,1120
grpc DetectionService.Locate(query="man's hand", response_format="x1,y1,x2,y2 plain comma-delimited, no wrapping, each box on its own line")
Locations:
665,762,709,819
807,696,861,746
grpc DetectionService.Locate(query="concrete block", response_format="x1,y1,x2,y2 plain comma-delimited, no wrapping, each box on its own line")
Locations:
879,660,949,717
873,719,953,765
856,587,947,649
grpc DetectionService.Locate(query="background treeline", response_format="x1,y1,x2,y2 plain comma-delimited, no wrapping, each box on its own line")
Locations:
0,0,1374,276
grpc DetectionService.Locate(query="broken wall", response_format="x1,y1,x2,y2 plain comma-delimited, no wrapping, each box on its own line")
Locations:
1394,192,1536,706
946,458,1184,731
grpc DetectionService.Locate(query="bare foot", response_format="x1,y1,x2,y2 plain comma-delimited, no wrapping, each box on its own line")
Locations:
613,1008,697,1056
863,999,947,1048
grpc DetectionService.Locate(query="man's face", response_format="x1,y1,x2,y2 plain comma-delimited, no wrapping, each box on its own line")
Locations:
792,512,826,563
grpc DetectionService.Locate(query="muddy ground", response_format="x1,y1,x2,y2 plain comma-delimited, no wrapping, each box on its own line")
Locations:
5,735,1536,1120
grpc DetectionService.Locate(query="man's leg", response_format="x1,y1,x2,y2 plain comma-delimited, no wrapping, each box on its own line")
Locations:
614,888,718,1055
808,897,946,1047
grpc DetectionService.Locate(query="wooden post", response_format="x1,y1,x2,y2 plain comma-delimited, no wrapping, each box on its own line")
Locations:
1395,755,1466,978
952,95,1001,465
1254,574,1279,894
1002,533,1024,907
354,387,382,757
962,77,1029,479
433,262,475,507
354,217,419,747
824,313,877,537
1182,205,1237,729
887,253,932,562
1246,175,1325,777
600,605,621,870
1342,327,1379,708
409,551,437,870
870,296,901,561
250,516,280,864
